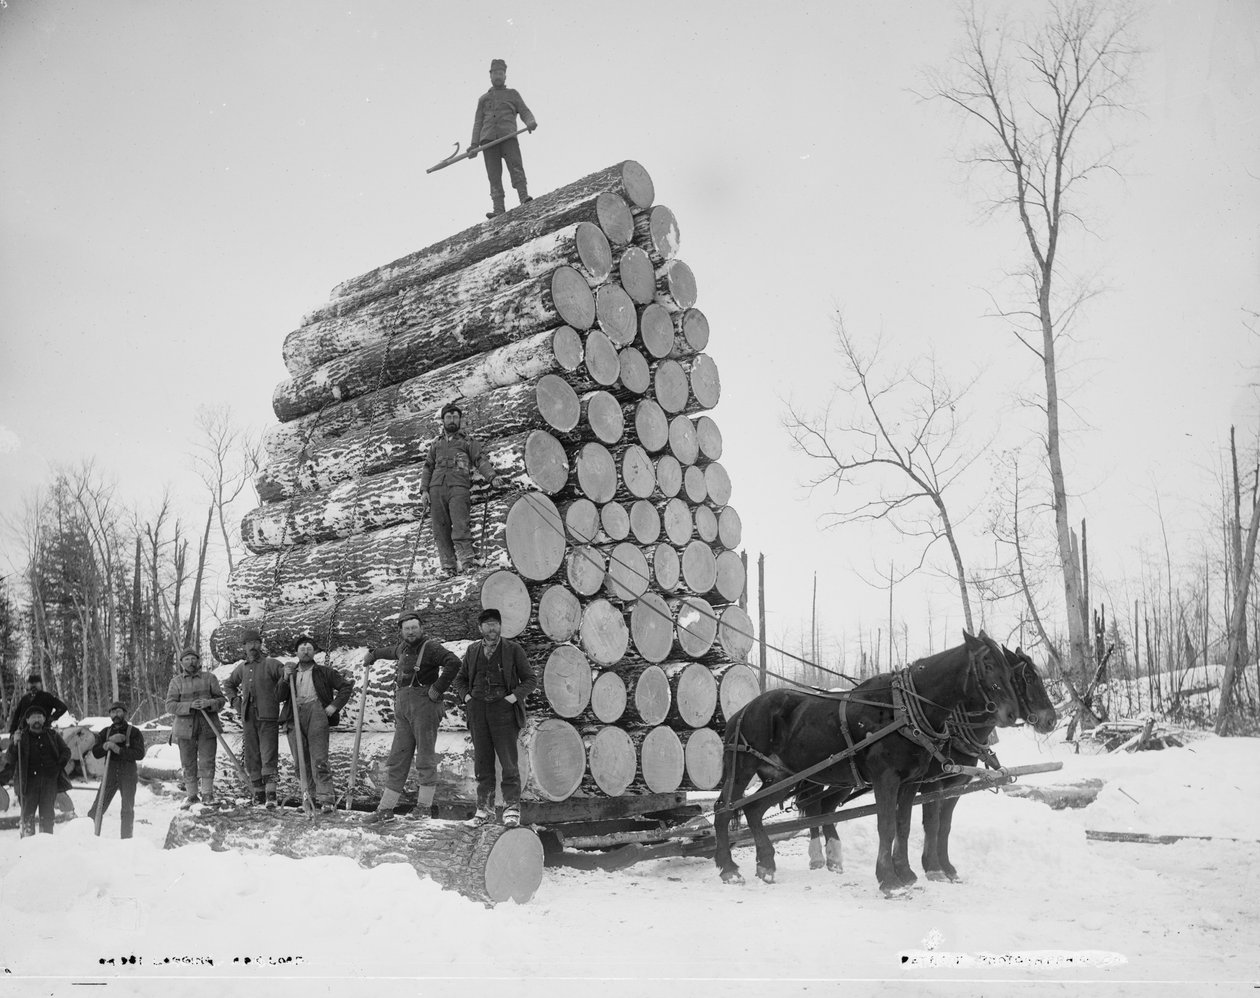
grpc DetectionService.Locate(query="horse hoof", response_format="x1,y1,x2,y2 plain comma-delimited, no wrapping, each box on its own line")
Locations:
826,860,843,873
809,859,825,870
720,871,744,886
756,867,775,884
881,886,913,900
925,870,949,882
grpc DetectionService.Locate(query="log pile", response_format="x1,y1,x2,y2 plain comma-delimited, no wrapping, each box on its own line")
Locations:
209,161,760,815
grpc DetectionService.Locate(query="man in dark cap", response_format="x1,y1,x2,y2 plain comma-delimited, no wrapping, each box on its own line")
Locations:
451,607,536,827
8,673,69,736
276,634,354,813
221,629,285,807
469,58,538,219
362,611,461,825
0,704,72,836
86,701,146,838
420,401,505,576
165,647,225,809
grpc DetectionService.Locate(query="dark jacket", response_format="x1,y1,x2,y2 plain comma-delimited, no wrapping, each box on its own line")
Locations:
276,663,354,727
165,670,226,740
452,639,537,729
421,431,495,491
0,726,72,788
471,85,536,147
222,656,285,721
8,690,70,735
90,721,147,768
367,636,461,694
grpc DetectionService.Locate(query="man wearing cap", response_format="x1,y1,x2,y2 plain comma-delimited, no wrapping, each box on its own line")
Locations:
0,705,72,836
362,611,461,825
421,401,505,576
469,58,537,219
276,634,354,813
86,701,146,838
222,629,285,807
8,673,69,736
451,607,536,827
165,648,226,809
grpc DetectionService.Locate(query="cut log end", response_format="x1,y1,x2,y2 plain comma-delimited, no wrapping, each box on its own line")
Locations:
634,399,669,453
596,283,637,347
604,542,649,603
551,266,597,331
717,505,743,549
584,330,620,388
538,584,582,643
481,570,532,638
524,719,586,801
542,644,593,718
683,728,724,791
618,246,657,306
552,326,585,373
576,442,617,503
640,726,684,794
638,303,675,360
506,493,566,581
579,598,629,665
630,592,674,662
586,726,637,797
523,429,571,494
590,670,628,723
718,604,755,662
483,827,547,903
536,374,580,433
653,360,690,414
694,415,723,461
619,161,656,211
618,347,651,396
595,192,635,247
599,501,630,541
582,390,624,445
574,221,614,284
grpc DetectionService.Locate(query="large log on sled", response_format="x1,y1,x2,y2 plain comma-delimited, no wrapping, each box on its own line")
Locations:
165,810,544,906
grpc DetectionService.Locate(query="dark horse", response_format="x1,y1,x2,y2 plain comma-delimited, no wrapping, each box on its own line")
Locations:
919,644,1057,882
713,631,1020,895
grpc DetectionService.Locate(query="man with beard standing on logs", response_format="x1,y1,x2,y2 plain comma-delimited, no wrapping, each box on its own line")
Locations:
452,607,536,828
221,629,285,808
165,648,226,810
469,58,537,219
86,701,146,838
7,673,69,736
361,611,461,826
0,705,72,836
420,401,505,577
277,634,354,814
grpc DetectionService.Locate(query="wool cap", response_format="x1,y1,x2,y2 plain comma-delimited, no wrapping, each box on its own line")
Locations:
440,400,463,418
180,648,200,660
398,611,423,626
478,607,502,624
241,629,263,644
109,701,126,712
490,59,506,71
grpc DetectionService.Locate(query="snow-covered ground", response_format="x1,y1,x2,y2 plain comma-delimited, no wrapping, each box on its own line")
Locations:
1,727,1257,997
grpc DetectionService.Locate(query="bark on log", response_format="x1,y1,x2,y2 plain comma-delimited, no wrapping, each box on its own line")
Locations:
617,347,651,397
583,330,620,388
659,497,693,546
575,442,617,502
653,359,690,414
540,644,593,719
230,500,511,611
717,505,743,549
164,810,544,906
536,584,582,643
638,303,675,360
663,661,718,728
241,430,566,552
562,498,601,544
716,604,755,663
633,204,680,267
521,719,587,801
579,598,629,665
481,570,533,639
617,245,656,306
273,267,596,422
713,662,761,725
590,670,627,723
694,414,723,461
632,399,669,452
671,308,710,357
654,260,698,313
505,493,567,581
703,461,733,506
685,354,721,410
581,390,624,444
263,326,584,462
671,596,718,659
681,727,724,791
636,726,684,794
648,543,681,592
713,550,747,605
621,664,671,725
693,504,719,544
257,377,578,503
628,592,674,663
596,283,637,346
629,499,662,545
284,222,613,376
668,414,699,465
655,455,683,498
682,465,709,504
680,540,718,596
324,161,652,304
565,544,606,597
599,501,630,541
603,542,650,603
584,726,637,797
618,444,657,501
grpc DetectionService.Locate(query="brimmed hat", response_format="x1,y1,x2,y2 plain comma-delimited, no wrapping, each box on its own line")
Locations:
180,648,200,660
241,628,263,644
292,633,320,652
109,701,126,712
478,607,502,624
26,674,43,684
24,705,46,721
490,59,506,71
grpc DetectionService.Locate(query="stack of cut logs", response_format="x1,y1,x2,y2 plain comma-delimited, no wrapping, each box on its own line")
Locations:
209,161,761,810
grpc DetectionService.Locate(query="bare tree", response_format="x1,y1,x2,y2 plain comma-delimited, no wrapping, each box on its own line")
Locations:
191,404,260,601
927,1,1140,685
1217,427,1260,733
786,319,983,630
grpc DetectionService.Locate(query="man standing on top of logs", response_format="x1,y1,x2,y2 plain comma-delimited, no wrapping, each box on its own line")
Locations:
276,634,354,814
362,610,461,826
468,58,537,219
420,401,506,577
452,607,536,828
0,705,72,836
221,629,285,808
86,700,146,838
166,648,226,810
8,673,69,736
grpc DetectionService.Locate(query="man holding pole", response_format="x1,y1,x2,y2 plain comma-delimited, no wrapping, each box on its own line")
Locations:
86,701,146,838
222,629,285,808
361,611,461,826
165,648,225,810
0,705,72,836
469,58,537,218
277,634,354,814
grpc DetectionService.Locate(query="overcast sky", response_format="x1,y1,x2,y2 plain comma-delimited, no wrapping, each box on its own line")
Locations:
1,0,1257,666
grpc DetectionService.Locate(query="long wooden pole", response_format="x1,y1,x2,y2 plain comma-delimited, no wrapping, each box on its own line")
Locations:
93,749,111,837
287,676,315,814
342,658,372,810
757,553,767,693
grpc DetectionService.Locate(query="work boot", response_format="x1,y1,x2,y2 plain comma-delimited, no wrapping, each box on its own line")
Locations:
264,790,277,809
516,187,532,206
362,808,396,826
253,789,266,806
485,197,505,219
440,563,457,579
502,804,521,827
179,795,200,811
457,556,482,574
319,802,335,814
464,806,492,828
